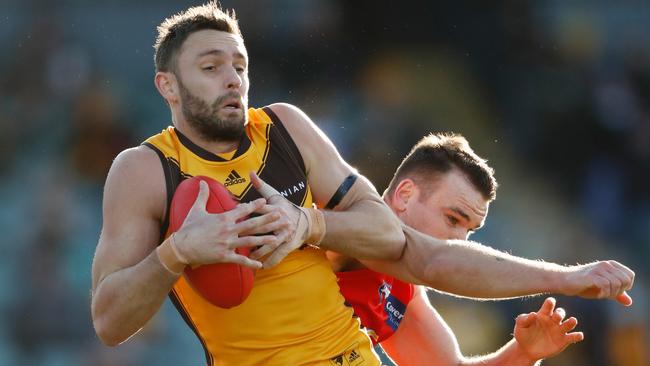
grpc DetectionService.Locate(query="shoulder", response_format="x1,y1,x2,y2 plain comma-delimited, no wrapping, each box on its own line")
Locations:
112,144,160,168
104,145,166,219
266,102,304,120
109,145,165,184
266,103,317,136
265,102,334,158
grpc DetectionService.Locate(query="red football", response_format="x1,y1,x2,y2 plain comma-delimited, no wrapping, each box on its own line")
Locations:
169,175,255,309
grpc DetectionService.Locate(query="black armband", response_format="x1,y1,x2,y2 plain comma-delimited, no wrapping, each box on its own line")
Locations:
325,174,358,209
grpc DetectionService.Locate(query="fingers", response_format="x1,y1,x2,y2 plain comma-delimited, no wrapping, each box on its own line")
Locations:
227,198,266,220
234,212,282,235
538,297,556,317
242,220,287,237
221,252,263,269
189,179,209,213
254,203,281,215
250,172,283,202
565,331,584,344
607,262,634,300
249,171,263,189
609,260,635,289
551,307,566,323
606,264,627,297
515,312,537,328
560,317,579,333
274,227,292,246
228,235,278,250
616,292,633,306
249,241,281,260
249,224,294,260
587,261,634,302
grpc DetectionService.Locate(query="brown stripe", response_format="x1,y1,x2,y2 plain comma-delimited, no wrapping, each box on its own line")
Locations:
175,127,251,162
142,142,174,241
262,106,306,173
169,290,214,366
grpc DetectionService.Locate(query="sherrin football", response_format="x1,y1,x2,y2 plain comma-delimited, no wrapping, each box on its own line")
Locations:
169,176,255,309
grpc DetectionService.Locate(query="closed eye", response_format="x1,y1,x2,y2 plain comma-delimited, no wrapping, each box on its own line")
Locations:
446,215,459,226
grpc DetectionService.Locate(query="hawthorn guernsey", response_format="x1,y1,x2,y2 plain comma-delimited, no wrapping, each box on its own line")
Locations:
138,107,380,365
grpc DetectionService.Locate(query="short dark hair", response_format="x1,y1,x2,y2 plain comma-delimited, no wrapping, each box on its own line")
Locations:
386,133,498,201
154,1,242,73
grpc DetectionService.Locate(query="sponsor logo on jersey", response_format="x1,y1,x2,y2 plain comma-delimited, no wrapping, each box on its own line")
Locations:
378,281,391,305
330,344,365,366
278,180,306,198
224,170,246,186
384,295,406,331
330,355,344,366
378,281,406,331
348,349,363,365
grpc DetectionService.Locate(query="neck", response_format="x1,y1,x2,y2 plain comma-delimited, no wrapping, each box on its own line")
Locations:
172,113,240,155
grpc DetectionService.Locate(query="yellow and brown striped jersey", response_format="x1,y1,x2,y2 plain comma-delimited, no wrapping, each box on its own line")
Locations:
143,107,378,366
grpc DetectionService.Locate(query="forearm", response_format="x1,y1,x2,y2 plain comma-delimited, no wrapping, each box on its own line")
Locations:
319,199,405,260
404,227,566,298
426,241,566,298
91,244,179,346
461,339,540,366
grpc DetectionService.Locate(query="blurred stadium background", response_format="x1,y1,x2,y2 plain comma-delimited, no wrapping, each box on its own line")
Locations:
0,1,648,365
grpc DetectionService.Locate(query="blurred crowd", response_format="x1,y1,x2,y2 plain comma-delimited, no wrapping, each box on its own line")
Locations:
0,1,647,365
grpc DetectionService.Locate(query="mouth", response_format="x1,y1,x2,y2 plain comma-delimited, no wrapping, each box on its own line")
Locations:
221,98,242,111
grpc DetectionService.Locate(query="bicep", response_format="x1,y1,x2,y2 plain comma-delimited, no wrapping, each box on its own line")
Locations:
381,287,462,365
91,147,167,291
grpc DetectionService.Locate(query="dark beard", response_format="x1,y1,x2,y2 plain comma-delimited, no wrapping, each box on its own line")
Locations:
178,81,246,142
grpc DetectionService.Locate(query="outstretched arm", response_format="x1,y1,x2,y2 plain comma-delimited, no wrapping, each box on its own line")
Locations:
380,289,583,366
363,225,634,304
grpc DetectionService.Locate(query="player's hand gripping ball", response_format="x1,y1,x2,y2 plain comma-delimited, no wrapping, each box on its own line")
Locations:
169,176,255,308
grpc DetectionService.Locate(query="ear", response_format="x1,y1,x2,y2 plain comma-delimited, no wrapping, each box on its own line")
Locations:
154,71,179,104
392,178,416,212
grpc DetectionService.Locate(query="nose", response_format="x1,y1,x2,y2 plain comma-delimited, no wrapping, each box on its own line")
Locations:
224,66,242,90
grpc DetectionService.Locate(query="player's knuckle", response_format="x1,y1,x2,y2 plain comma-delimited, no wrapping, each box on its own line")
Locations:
222,222,235,233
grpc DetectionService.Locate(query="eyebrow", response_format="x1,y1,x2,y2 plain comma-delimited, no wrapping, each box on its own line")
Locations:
450,207,470,222
196,49,247,61
449,207,483,231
